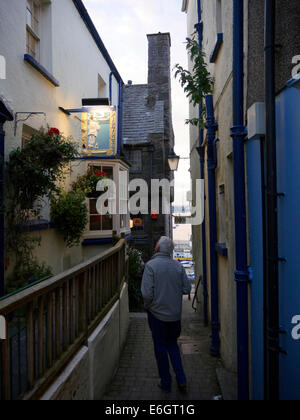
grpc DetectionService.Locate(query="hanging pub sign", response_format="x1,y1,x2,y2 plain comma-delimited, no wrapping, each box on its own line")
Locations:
81,107,117,156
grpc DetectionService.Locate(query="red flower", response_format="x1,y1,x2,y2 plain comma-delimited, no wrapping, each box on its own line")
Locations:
48,128,60,136
96,171,107,177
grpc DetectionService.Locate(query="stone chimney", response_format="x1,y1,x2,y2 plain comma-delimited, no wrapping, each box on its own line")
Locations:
147,33,172,108
146,32,174,183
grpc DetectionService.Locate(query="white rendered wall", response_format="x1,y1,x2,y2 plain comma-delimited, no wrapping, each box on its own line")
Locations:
0,0,122,276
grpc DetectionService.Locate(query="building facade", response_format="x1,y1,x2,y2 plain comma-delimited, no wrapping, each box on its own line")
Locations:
0,0,130,289
183,0,300,400
122,33,174,262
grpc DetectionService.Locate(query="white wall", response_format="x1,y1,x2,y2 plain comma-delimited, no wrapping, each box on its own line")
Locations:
0,0,122,276
0,0,120,153
185,0,238,374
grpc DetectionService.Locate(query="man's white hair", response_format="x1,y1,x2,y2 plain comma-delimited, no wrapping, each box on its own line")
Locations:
157,236,174,255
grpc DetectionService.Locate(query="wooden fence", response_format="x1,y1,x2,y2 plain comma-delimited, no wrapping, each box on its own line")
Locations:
0,239,126,400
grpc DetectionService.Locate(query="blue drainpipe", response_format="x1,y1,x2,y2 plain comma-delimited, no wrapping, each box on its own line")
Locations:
117,80,123,156
198,147,208,325
109,72,113,104
109,72,122,155
205,94,220,356
195,0,208,326
231,0,250,401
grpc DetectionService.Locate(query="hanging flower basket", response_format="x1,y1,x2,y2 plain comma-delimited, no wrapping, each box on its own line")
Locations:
72,167,108,198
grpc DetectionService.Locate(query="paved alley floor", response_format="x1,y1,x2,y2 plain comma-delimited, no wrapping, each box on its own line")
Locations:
102,293,221,401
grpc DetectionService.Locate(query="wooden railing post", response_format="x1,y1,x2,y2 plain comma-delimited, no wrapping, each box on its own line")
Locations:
2,317,10,400
62,283,68,351
38,296,45,378
55,288,61,359
46,293,53,368
27,302,34,390
69,279,74,345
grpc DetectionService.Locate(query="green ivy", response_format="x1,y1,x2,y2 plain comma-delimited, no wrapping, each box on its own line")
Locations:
5,128,79,293
174,34,214,127
50,191,88,248
7,129,78,209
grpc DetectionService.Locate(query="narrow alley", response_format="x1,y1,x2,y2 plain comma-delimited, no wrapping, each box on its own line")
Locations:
103,291,221,401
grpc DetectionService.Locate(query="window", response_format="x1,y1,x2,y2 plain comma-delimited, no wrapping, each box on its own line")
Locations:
83,162,130,237
88,165,114,232
22,124,36,148
98,74,107,98
218,184,226,244
26,0,40,60
216,0,222,34
210,0,223,63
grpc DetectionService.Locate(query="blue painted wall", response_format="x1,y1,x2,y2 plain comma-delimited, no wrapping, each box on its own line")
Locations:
276,80,300,400
247,79,300,400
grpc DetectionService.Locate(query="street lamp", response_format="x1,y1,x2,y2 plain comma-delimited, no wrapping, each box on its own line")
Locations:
168,148,180,171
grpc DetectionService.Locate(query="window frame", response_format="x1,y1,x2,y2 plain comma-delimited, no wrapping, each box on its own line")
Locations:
26,0,41,60
82,160,130,239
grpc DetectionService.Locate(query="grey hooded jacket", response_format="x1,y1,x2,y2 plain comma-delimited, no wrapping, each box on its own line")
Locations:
141,252,192,322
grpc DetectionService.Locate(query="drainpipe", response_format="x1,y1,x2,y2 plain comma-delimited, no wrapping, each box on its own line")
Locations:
117,80,123,156
205,94,220,356
264,0,279,401
199,147,208,325
110,72,123,156
109,72,113,104
195,0,208,326
231,0,250,401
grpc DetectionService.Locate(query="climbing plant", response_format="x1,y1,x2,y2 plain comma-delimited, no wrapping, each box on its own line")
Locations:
71,166,108,198
174,34,214,127
126,247,145,312
5,127,79,292
50,190,88,248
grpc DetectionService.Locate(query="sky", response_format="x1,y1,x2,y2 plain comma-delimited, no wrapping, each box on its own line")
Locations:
83,0,191,208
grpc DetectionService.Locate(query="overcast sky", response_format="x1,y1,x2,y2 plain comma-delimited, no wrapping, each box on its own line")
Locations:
83,0,191,208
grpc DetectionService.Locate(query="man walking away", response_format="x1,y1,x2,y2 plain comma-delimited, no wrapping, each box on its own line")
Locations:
141,236,192,394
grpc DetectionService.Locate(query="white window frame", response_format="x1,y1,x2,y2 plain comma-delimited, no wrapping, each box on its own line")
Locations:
216,0,223,34
82,160,130,239
119,168,129,233
26,0,41,60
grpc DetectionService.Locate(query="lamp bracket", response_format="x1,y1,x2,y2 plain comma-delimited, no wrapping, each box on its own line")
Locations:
14,112,46,136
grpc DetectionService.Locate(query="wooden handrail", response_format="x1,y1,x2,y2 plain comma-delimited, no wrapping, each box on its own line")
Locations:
0,239,125,315
0,239,126,400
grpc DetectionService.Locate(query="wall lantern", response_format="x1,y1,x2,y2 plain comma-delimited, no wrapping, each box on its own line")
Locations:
168,148,180,172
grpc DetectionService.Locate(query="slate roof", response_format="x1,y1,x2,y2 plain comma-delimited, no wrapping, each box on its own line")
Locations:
122,84,164,145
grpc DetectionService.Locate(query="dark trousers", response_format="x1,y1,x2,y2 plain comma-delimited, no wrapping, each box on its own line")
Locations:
147,311,187,389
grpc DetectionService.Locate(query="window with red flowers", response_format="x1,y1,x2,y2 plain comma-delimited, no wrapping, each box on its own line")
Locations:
80,162,130,237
